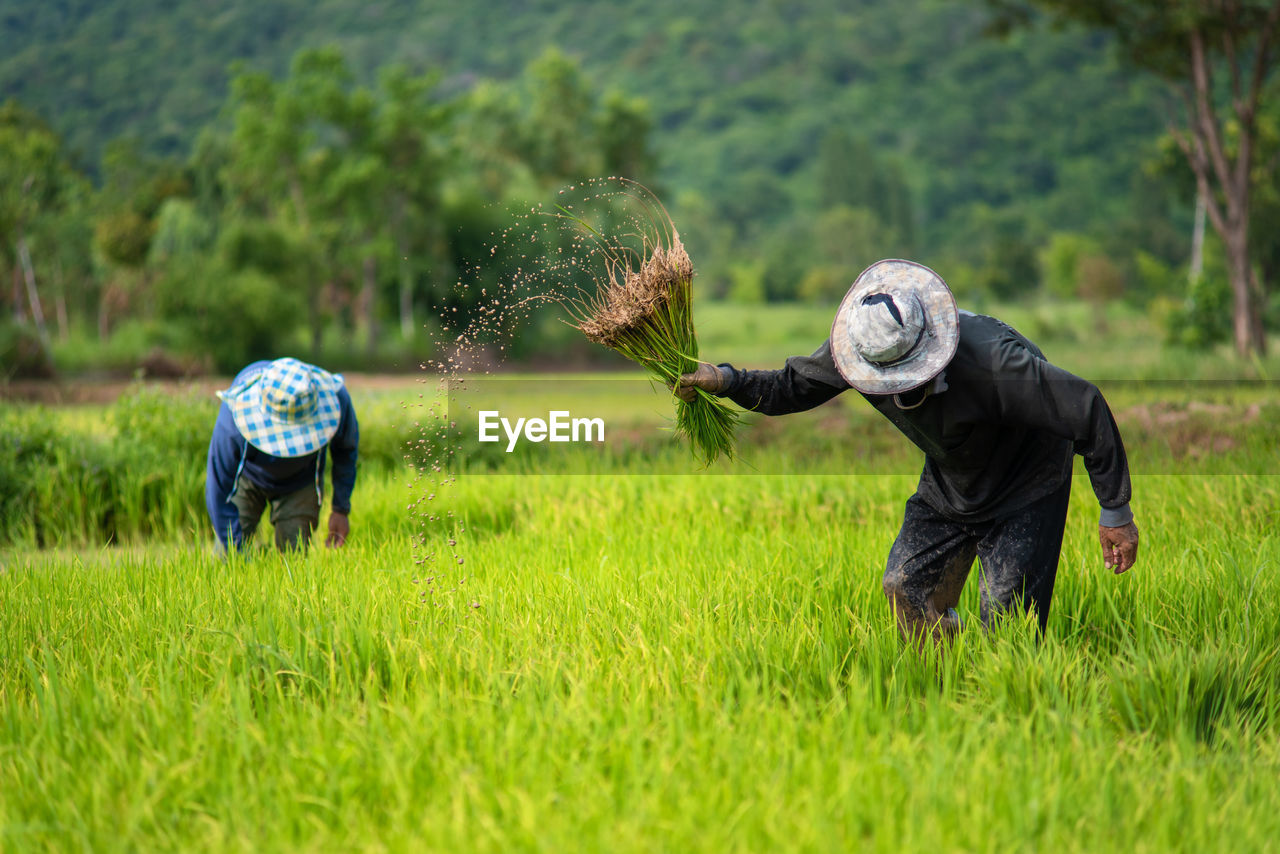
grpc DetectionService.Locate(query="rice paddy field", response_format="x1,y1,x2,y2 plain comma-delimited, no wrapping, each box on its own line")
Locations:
3,301,1280,852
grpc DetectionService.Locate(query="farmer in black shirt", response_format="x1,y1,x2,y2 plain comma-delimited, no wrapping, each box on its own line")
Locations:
677,259,1140,640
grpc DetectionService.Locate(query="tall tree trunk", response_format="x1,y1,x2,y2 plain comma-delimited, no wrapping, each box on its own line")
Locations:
1175,22,1277,357
1227,235,1253,356
1224,225,1267,357
18,236,48,338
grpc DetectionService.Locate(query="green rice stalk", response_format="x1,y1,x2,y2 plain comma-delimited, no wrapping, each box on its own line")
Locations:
564,220,739,465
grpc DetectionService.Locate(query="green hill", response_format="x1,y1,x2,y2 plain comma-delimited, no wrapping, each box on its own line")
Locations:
2,0,1176,260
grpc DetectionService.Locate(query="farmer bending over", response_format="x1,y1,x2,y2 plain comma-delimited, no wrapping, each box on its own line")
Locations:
206,357,359,553
678,260,1139,640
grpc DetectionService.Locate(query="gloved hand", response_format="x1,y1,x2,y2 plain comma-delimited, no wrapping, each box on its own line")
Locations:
674,362,728,402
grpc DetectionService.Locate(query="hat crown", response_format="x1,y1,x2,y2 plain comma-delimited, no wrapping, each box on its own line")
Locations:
850,289,926,365
261,358,319,424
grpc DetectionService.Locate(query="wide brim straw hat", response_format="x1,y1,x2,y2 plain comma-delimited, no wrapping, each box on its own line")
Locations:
216,357,344,458
830,259,959,395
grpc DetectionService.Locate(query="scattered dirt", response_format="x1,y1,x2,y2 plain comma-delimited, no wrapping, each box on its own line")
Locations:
1116,400,1264,459
1118,400,1261,429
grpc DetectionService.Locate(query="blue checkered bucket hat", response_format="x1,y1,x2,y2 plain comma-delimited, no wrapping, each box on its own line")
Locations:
217,358,345,458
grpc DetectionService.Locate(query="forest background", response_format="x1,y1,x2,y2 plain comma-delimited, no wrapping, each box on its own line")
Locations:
3,0,1278,378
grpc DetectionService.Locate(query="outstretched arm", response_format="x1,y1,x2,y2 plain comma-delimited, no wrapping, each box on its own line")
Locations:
677,340,850,415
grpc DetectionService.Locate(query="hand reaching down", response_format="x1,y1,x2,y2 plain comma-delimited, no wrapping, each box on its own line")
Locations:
1099,520,1139,574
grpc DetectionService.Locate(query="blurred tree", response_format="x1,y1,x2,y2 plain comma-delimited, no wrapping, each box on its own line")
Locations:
147,198,215,265
93,211,153,268
1249,102,1280,304
798,205,891,302
979,233,1042,301
32,190,93,341
759,216,815,301
223,48,361,352
525,49,600,182
451,81,538,200
726,259,767,304
313,81,386,352
816,130,916,256
153,259,303,372
817,130,875,213
1161,236,1234,347
145,217,307,370
670,189,736,297
718,168,791,235
597,90,658,185
1040,232,1101,300
373,65,453,342
0,101,85,346
92,138,189,338
3,37,680,373
3,0,1196,313
984,0,1280,356
1076,253,1126,328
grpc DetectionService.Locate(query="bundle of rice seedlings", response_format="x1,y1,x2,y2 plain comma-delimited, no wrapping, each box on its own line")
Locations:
565,217,739,465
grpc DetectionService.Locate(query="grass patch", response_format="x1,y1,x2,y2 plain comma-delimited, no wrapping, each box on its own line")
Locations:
4,335,1280,849
3,471,1279,850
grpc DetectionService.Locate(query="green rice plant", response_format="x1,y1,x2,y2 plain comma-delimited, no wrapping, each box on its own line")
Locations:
5,470,1280,852
559,183,739,465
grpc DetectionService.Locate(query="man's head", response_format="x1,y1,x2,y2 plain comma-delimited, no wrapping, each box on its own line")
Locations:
830,259,959,395
217,358,345,457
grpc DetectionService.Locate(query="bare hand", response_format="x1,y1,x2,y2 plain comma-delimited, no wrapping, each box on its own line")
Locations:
1099,520,1139,574
674,362,728,402
326,511,350,548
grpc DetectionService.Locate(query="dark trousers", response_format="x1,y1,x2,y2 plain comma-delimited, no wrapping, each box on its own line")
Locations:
881,479,1072,641
229,475,320,552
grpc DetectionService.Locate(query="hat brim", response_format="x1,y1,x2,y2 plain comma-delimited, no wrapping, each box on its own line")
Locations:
217,368,344,458
830,259,959,395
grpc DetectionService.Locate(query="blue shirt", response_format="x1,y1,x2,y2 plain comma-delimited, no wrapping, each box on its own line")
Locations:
205,361,360,549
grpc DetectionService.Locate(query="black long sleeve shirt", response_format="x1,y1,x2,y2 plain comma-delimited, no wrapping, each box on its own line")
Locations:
719,311,1133,525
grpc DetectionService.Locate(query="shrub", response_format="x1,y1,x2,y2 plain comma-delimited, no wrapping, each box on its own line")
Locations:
0,382,423,547
0,319,55,379
0,407,117,546
0,389,213,547
1160,274,1232,349
112,383,215,461
154,261,304,372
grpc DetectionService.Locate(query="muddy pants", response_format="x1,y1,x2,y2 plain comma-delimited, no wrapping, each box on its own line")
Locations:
882,480,1072,640
228,474,321,552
